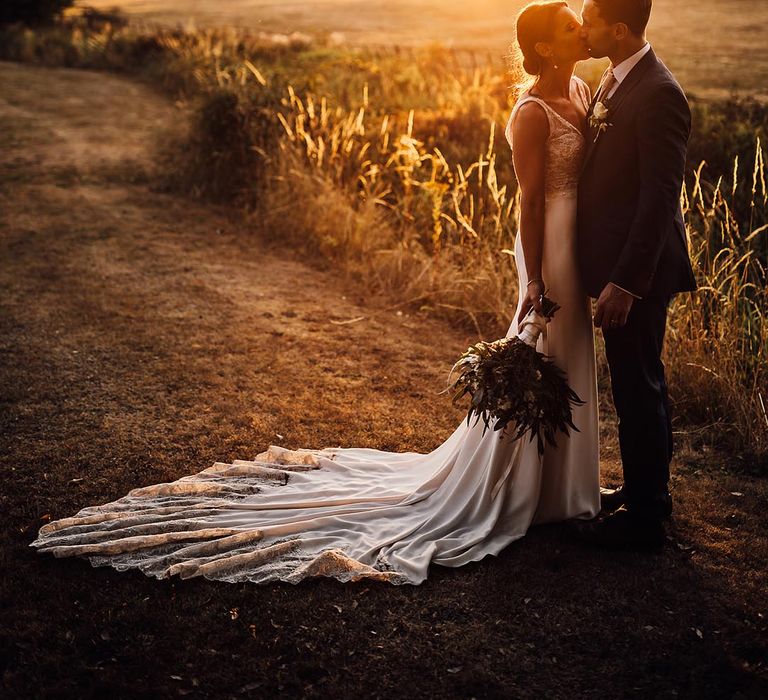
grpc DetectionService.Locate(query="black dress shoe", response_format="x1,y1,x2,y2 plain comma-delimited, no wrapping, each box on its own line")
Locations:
600,486,627,513
576,507,666,550
599,486,673,520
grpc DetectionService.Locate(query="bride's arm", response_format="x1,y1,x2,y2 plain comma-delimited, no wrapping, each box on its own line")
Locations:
511,102,550,324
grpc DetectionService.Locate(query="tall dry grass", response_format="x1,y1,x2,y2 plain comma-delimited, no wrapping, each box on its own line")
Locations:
1,17,765,462
670,153,767,457
262,86,519,333
261,81,768,460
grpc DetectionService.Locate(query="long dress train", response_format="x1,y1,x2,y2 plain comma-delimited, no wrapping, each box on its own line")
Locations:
31,77,600,585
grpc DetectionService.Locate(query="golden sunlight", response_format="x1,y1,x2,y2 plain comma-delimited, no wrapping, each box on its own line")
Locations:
88,0,768,99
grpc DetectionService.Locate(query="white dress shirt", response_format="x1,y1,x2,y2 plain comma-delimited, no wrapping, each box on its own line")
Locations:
606,42,651,99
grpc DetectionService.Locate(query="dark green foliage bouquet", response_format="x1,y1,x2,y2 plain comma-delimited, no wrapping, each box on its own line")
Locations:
449,297,584,454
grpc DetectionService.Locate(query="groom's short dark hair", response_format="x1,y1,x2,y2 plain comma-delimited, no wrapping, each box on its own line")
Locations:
593,0,652,36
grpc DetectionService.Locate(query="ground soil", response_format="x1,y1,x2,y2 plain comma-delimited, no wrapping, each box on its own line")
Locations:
0,61,766,699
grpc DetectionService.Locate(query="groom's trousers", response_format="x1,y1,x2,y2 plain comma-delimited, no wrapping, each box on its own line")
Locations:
602,293,674,519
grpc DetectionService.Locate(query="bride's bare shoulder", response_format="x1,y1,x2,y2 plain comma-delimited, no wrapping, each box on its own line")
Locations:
511,99,549,131
506,98,549,149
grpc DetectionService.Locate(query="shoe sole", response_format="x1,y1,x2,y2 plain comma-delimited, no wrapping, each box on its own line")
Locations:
599,503,673,520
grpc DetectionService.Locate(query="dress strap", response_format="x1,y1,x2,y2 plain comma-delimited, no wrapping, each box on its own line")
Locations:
510,95,555,128
505,96,553,149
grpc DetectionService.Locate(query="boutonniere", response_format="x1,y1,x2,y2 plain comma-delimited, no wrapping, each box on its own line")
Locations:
588,101,613,143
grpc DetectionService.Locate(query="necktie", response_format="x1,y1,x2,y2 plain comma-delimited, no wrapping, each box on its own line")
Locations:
598,68,618,102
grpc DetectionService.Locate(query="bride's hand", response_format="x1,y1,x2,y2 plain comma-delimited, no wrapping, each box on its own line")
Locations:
517,279,545,324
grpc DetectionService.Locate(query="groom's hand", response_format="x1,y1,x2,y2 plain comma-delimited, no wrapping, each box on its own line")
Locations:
593,283,634,330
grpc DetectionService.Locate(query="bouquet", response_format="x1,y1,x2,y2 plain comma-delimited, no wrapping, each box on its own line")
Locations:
448,296,583,454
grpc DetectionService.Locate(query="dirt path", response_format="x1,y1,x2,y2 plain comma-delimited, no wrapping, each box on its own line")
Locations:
1,61,766,698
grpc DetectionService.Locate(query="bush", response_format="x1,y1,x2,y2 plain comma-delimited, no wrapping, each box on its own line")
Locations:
688,96,768,177
688,96,768,231
0,0,74,26
169,87,282,205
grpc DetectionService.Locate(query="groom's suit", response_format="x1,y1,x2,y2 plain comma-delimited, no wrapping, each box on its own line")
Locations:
578,46,697,518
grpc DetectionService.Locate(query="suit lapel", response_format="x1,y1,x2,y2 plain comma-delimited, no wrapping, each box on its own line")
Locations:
581,48,659,174
602,47,657,117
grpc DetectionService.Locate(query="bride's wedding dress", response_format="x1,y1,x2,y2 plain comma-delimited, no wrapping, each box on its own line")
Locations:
32,77,599,585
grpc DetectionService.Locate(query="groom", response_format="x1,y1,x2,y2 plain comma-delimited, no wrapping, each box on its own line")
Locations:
576,0,697,548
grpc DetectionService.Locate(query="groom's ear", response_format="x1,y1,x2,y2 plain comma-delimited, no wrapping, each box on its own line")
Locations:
613,22,630,41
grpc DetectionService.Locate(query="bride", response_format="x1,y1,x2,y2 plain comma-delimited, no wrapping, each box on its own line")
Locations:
31,1,600,585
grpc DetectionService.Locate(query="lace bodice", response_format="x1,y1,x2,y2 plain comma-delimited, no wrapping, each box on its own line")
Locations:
505,77,590,198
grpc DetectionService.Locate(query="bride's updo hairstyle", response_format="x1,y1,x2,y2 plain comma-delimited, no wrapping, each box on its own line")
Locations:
508,1,568,94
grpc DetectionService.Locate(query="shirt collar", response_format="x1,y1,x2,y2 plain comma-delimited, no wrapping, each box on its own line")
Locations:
611,42,651,84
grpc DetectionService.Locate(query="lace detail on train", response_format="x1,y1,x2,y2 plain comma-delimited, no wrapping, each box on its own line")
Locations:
30,446,408,584
505,77,588,199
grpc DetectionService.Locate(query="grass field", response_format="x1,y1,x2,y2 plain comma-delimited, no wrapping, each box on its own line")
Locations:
3,8,763,458
1,61,766,699
88,0,768,100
